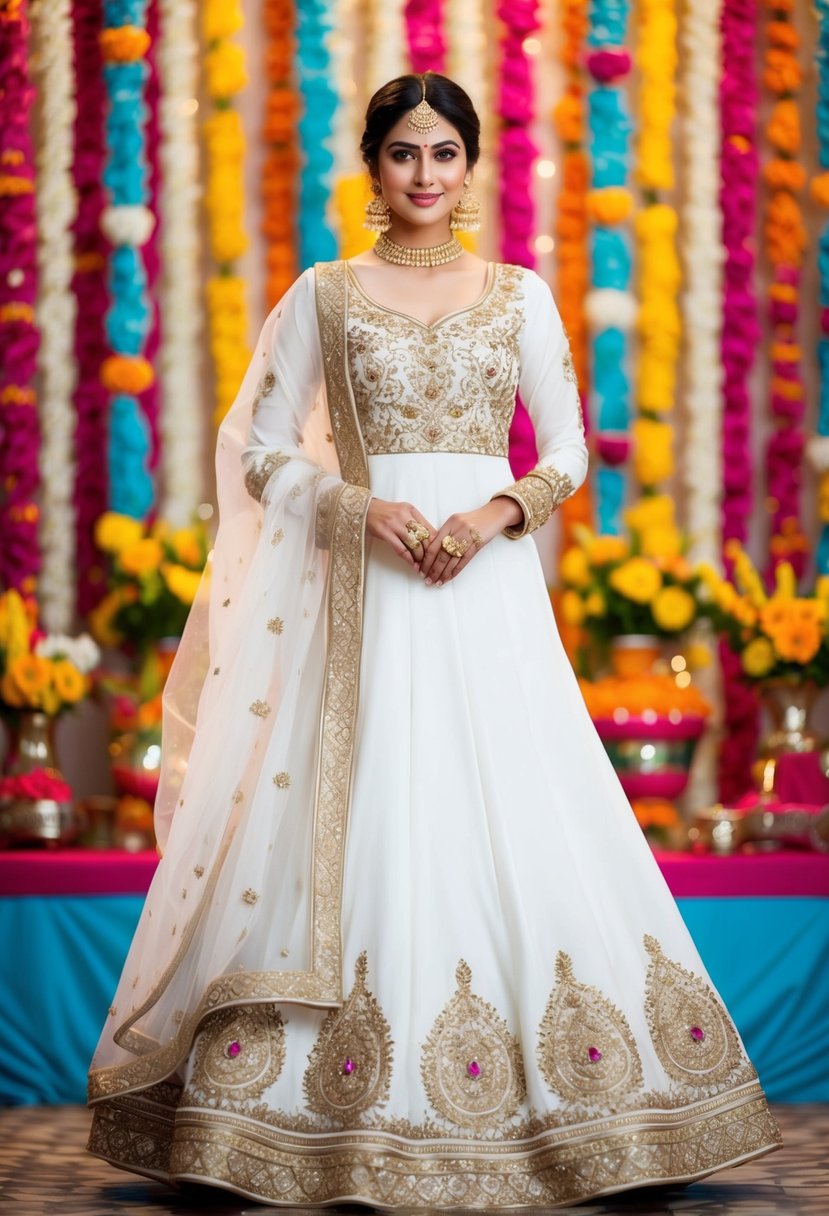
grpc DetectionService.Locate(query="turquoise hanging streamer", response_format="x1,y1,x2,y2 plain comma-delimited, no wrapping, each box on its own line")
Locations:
296,0,338,267
102,0,153,519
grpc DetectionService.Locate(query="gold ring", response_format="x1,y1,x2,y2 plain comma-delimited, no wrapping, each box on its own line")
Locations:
470,527,483,549
441,534,469,558
402,531,422,552
406,520,430,543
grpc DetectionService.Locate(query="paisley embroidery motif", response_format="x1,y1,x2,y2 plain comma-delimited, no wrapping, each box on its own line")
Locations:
421,960,526,1131
186,1004,286,1103
303,952,393,1119
536,952,643,1103
644,935,747,1087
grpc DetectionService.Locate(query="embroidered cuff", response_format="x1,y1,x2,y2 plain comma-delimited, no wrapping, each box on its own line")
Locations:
315,482,346,549
492,466,576,538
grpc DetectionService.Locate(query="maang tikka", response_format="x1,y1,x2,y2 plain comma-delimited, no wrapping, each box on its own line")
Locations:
407,73,440,134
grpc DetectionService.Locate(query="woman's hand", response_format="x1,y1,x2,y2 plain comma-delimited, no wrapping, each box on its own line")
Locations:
366,498,436,570
420,497,523,585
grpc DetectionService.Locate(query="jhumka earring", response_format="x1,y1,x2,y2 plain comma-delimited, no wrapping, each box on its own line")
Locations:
364,181,391,232
450,180,481,232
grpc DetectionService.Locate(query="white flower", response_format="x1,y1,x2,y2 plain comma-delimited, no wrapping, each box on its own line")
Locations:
100,204,156,247
36,632,101,673
585,289,638,331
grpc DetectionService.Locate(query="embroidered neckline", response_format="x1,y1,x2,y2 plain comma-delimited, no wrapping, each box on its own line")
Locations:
345,261,497,331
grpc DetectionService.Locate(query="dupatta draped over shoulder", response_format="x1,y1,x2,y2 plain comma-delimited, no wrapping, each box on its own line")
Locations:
88,263,372,1101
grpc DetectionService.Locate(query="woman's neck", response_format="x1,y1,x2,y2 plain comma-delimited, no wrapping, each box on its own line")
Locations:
383,220,453,249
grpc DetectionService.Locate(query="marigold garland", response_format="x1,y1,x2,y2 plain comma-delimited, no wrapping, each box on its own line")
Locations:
404,0,445,73
552,0,593,658
71,0,111,614
0,0,41,594
262,0,299,308
296,0,338,266
719,0,761,801
762,0,807,578
633,0,680,504
809,2,829,574
202,0,251,427
497,0,540,478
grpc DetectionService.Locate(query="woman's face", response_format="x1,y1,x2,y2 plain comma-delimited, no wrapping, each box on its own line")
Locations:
375,110,469,234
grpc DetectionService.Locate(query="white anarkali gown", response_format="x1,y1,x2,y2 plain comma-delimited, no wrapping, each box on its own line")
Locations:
88,261,780,1209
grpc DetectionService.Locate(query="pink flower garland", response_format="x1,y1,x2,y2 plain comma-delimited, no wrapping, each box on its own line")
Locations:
719,0,760,801
404,0,445,73
71,0,111,615
138,0,162,476
497,0,539,478
0,0,41,594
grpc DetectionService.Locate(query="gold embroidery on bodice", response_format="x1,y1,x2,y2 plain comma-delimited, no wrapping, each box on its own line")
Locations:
346,263,525,457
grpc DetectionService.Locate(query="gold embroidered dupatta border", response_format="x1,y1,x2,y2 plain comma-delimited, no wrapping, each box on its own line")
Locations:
88,262,370,1103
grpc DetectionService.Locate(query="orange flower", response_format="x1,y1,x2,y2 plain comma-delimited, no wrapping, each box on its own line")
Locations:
586,187,633,226
99,27,150,63
7,653,51,700
51,661,87,704
765,191,807,265
100,354,155,394
553,93,583,143
766,21,799,50
119,538,164,577
766,100,800,154
763,158,806,192
770,340,801,363
811,172,829,208
771,617,822,665
0,672,26,708
762,49,802,95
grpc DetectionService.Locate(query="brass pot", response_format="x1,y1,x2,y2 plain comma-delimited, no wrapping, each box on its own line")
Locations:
753,681,825,797
0,711,79,848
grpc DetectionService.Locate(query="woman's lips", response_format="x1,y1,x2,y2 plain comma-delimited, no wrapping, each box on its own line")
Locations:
407,193,442,207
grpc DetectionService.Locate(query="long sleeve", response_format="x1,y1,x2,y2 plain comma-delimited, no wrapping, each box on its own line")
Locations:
491,270,588,537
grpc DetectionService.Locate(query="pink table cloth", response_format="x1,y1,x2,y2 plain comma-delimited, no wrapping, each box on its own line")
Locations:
1,847,828,899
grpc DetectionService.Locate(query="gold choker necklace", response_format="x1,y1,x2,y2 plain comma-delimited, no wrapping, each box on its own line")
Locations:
373,233,464,267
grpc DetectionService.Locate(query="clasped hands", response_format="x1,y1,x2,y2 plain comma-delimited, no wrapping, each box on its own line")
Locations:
366,497,523,586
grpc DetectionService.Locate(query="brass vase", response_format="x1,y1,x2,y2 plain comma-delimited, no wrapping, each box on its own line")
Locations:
752,681,824,798
0,711,79,847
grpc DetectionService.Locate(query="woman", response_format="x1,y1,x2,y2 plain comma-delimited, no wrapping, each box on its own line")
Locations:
88,73,780,1208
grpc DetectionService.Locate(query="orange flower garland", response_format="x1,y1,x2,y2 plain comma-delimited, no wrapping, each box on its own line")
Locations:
762,0,808,575
262,0,299,309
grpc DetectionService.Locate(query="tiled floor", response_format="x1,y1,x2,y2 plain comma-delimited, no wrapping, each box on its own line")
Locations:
0,1104,825,1215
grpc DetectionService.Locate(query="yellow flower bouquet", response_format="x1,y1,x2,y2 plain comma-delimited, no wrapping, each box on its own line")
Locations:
559,496,704,673
698,546,829,685
0,589,100,718
89,512,209,661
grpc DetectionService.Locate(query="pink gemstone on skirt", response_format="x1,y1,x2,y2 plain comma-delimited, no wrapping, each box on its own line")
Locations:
467,1059,481,1078
587,1046,603,1062
226,1040,242,1058
342,1057,355,1075
690,1026,705,1042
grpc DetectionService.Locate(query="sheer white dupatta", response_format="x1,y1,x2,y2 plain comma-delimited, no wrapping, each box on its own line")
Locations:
89,263,372,1102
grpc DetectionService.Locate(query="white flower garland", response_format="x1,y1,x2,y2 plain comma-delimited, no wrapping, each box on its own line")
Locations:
157,0,205,526
445,0,491,238
679,0,723,566
365,0,406,95
32,0,78,632
678,0,724,811
329,0,360,181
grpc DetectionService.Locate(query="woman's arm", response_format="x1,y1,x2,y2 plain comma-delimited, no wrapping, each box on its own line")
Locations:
490,270,588,537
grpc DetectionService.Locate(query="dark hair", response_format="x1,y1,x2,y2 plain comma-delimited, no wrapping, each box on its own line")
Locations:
360,73,480,175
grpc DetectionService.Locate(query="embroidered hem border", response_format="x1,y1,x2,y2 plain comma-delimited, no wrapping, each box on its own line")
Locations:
87,1080,780,1210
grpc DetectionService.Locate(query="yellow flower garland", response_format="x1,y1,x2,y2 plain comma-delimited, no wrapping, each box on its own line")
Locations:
202,0,251,426
633,0,680,497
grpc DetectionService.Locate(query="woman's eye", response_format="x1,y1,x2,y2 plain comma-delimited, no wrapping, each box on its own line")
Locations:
391,150,414,161
435,149,456,160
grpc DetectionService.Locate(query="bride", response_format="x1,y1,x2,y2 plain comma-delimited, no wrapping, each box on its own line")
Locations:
87,72,780,1209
